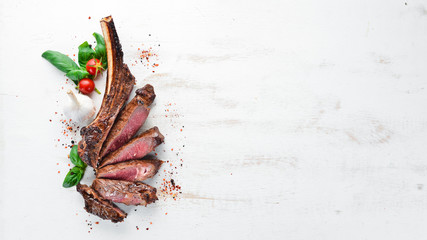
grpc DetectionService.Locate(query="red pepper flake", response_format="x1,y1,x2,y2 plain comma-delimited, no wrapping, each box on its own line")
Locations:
165,213,168,215
56,163,59,165
150,222,152,225
58,171,60,173
180,129,182,132
146,228,149,230
95,222,99,224
88,16,91,19
171,148,173,151
68,164,70,166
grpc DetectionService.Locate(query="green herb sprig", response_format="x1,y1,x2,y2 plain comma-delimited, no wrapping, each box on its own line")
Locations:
63,145,87,188
41,32,107,94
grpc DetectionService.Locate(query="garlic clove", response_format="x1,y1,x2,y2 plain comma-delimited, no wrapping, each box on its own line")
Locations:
64,90,96,124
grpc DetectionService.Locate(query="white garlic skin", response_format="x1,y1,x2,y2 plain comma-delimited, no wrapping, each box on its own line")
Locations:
63,90,96,124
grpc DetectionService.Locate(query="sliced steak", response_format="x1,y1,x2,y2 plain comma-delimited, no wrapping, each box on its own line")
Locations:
92,179,158,206
100,84,156,158
97,159,163,182
99,127,164,168
78,16,135,168
76,184,127,223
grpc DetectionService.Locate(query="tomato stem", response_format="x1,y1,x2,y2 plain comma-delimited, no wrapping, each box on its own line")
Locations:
94,87,101,94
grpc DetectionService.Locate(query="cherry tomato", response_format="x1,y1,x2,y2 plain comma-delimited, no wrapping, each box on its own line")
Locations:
86,58,104,77
79,78,95,94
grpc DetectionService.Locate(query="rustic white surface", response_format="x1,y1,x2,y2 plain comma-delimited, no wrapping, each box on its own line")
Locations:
1,0,427,239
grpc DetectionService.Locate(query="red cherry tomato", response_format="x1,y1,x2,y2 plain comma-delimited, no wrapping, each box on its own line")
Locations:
79,78,95,94
86,58,103,76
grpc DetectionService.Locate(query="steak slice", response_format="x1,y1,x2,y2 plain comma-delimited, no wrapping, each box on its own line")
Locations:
97,159,163,182
78,16,135,168
100,84,156,158
99,127,164,168
92,179,158,206
76,184,127,223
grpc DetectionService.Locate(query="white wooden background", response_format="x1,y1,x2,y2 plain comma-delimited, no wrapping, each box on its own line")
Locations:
1,0,427,239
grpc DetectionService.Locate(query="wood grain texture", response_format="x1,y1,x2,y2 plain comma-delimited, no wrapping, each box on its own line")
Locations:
1,0,427,239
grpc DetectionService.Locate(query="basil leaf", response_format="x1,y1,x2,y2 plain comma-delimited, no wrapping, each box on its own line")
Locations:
93,32,107,69
69,145,87,168
42,50,79,73
62,166,84,188
66,69,91,84
78,41,95,67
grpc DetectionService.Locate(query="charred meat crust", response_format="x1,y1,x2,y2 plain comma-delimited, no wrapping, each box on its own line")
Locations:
100,84,156,157
96,159,163,181
99,127,165,168
135,84,156,105
78,16,135,168
92,179,158,206
76,184,127,223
